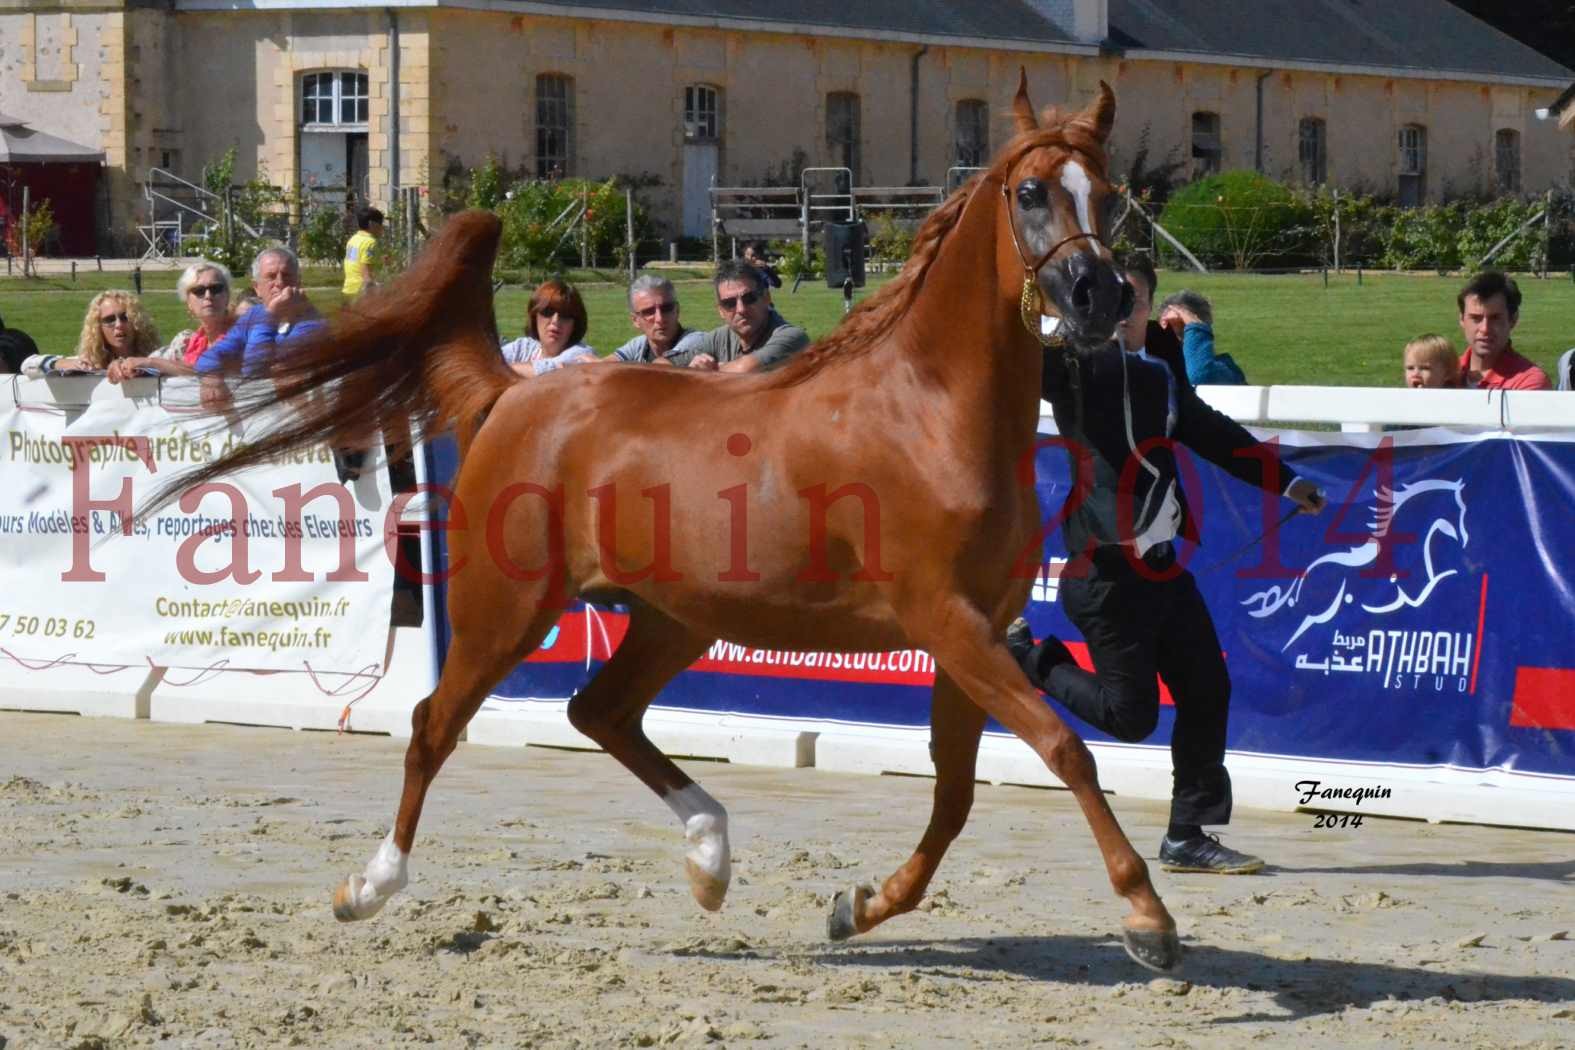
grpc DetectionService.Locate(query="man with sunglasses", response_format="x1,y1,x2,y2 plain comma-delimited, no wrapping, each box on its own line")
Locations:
608,275,705,364
667,261,808,373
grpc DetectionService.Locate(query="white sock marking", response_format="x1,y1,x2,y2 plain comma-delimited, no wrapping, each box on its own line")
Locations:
349,832,409,916
663,784,731,886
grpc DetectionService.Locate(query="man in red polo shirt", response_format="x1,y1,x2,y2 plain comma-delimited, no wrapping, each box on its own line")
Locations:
1456,270,1552,390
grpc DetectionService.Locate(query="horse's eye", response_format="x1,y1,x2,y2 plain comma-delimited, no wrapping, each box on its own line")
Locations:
1015,179,1048,210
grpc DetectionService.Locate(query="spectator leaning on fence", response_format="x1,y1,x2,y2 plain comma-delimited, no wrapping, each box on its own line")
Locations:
34,290,161,377
107,262,239,386
192,246,325,418
1403,334,1461,389
669,260,809,373
194,246,324,380
1456,270,1551,391
609,274,705,364
501,279,598,377
342,206,384,300
1157,290,1246,386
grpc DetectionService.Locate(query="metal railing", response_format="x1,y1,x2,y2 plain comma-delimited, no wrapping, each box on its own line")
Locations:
708,168,973,259
140,168,264,261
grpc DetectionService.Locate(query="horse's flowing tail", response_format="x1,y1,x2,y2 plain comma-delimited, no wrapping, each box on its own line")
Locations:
141,210,515,517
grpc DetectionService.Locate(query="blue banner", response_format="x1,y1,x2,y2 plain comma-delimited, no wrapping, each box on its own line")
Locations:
426,429,1575,779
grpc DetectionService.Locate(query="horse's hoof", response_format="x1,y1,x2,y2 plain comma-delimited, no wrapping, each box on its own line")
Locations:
331,875,385,923
685,858,728,913
827,884,871,942
1122,926,1183,973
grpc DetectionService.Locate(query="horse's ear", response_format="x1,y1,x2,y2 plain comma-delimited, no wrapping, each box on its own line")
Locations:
1012,67,1038,134
1066,80,1117,145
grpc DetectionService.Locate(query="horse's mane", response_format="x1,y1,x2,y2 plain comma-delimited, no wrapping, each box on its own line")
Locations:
770,120,1111,388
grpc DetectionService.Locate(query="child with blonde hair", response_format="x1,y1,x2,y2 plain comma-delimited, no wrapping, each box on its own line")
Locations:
1403,334,1460,388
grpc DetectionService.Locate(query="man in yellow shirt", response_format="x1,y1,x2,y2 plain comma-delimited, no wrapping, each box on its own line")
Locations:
341,206,384,299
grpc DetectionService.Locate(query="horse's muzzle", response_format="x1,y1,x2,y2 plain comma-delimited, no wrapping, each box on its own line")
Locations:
1046,251,1124,347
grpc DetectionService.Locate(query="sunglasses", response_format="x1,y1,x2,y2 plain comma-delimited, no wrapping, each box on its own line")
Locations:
636,301,678,319
537,307,573,321
190,283,228,298
718,291,761,312
99,312,131,326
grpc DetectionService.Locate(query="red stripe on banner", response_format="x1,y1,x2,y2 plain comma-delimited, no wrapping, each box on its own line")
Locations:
1509,668,1575,731
523,610,628,664
1470,574,1488,695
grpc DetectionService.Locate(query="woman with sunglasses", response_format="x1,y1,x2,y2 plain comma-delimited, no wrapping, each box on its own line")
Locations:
501,279,597,377
131,262,241,379
55,291,161,376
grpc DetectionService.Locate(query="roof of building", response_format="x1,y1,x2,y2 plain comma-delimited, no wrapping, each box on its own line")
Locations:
1107,0,1572,81
512,0,1082,46
0,113,104,164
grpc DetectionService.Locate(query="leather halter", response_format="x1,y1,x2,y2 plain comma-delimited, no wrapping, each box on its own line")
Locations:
999,178,1107,347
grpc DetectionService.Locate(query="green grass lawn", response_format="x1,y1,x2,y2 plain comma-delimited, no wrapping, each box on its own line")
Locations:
5,266,1572,386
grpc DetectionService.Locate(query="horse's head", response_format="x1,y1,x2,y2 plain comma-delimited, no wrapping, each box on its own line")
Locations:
998,73,1127,351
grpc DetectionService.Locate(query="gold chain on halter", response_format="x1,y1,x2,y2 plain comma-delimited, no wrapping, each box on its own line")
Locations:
1019,273,1063,348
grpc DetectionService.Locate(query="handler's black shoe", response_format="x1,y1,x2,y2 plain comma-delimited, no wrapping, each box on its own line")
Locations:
1158,832,1264,874
1006,617,1076,693
1006,617,1036,664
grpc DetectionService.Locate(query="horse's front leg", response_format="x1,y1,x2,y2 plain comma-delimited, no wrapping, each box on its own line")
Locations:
828,671,986,939
905,605,1182,973
333,574,568,921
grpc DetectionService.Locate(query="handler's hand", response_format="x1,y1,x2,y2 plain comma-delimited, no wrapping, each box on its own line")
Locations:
1287,477,1327,515
688,353,718,371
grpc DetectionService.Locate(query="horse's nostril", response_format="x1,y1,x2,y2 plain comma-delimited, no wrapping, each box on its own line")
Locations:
1071,274,1094,312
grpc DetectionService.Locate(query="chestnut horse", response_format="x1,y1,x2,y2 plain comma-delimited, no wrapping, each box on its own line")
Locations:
152,77,1181,972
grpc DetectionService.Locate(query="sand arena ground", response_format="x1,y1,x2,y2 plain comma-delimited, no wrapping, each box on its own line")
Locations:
0,711,1571,1048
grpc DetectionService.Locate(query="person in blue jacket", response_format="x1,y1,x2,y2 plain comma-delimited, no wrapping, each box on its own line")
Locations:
1157,290,1246,386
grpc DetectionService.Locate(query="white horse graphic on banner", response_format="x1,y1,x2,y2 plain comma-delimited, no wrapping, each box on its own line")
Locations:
1240,478,1469,650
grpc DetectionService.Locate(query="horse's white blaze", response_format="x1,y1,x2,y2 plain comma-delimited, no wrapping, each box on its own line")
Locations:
345,832,409,918
1060,160,1110,258
664,784,730,885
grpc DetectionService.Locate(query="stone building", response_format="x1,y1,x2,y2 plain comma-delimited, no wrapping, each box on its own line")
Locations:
1,0,1570,252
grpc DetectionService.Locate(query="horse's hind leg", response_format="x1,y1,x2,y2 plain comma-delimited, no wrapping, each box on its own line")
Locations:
829,671,986,940
331,594,566,922
563,601,726,910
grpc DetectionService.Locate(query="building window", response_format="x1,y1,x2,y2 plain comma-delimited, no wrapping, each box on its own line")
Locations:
301,71,369,128
1298,117,1326,185
955,99,988,168
684,84,720,142
536,74,573,179
1398,124,1427,207
1495,129,1521,195
826,91,861,183
1191,111,1221,177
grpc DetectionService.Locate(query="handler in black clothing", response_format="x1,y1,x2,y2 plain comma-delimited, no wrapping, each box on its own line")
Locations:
1008,254,1326,874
